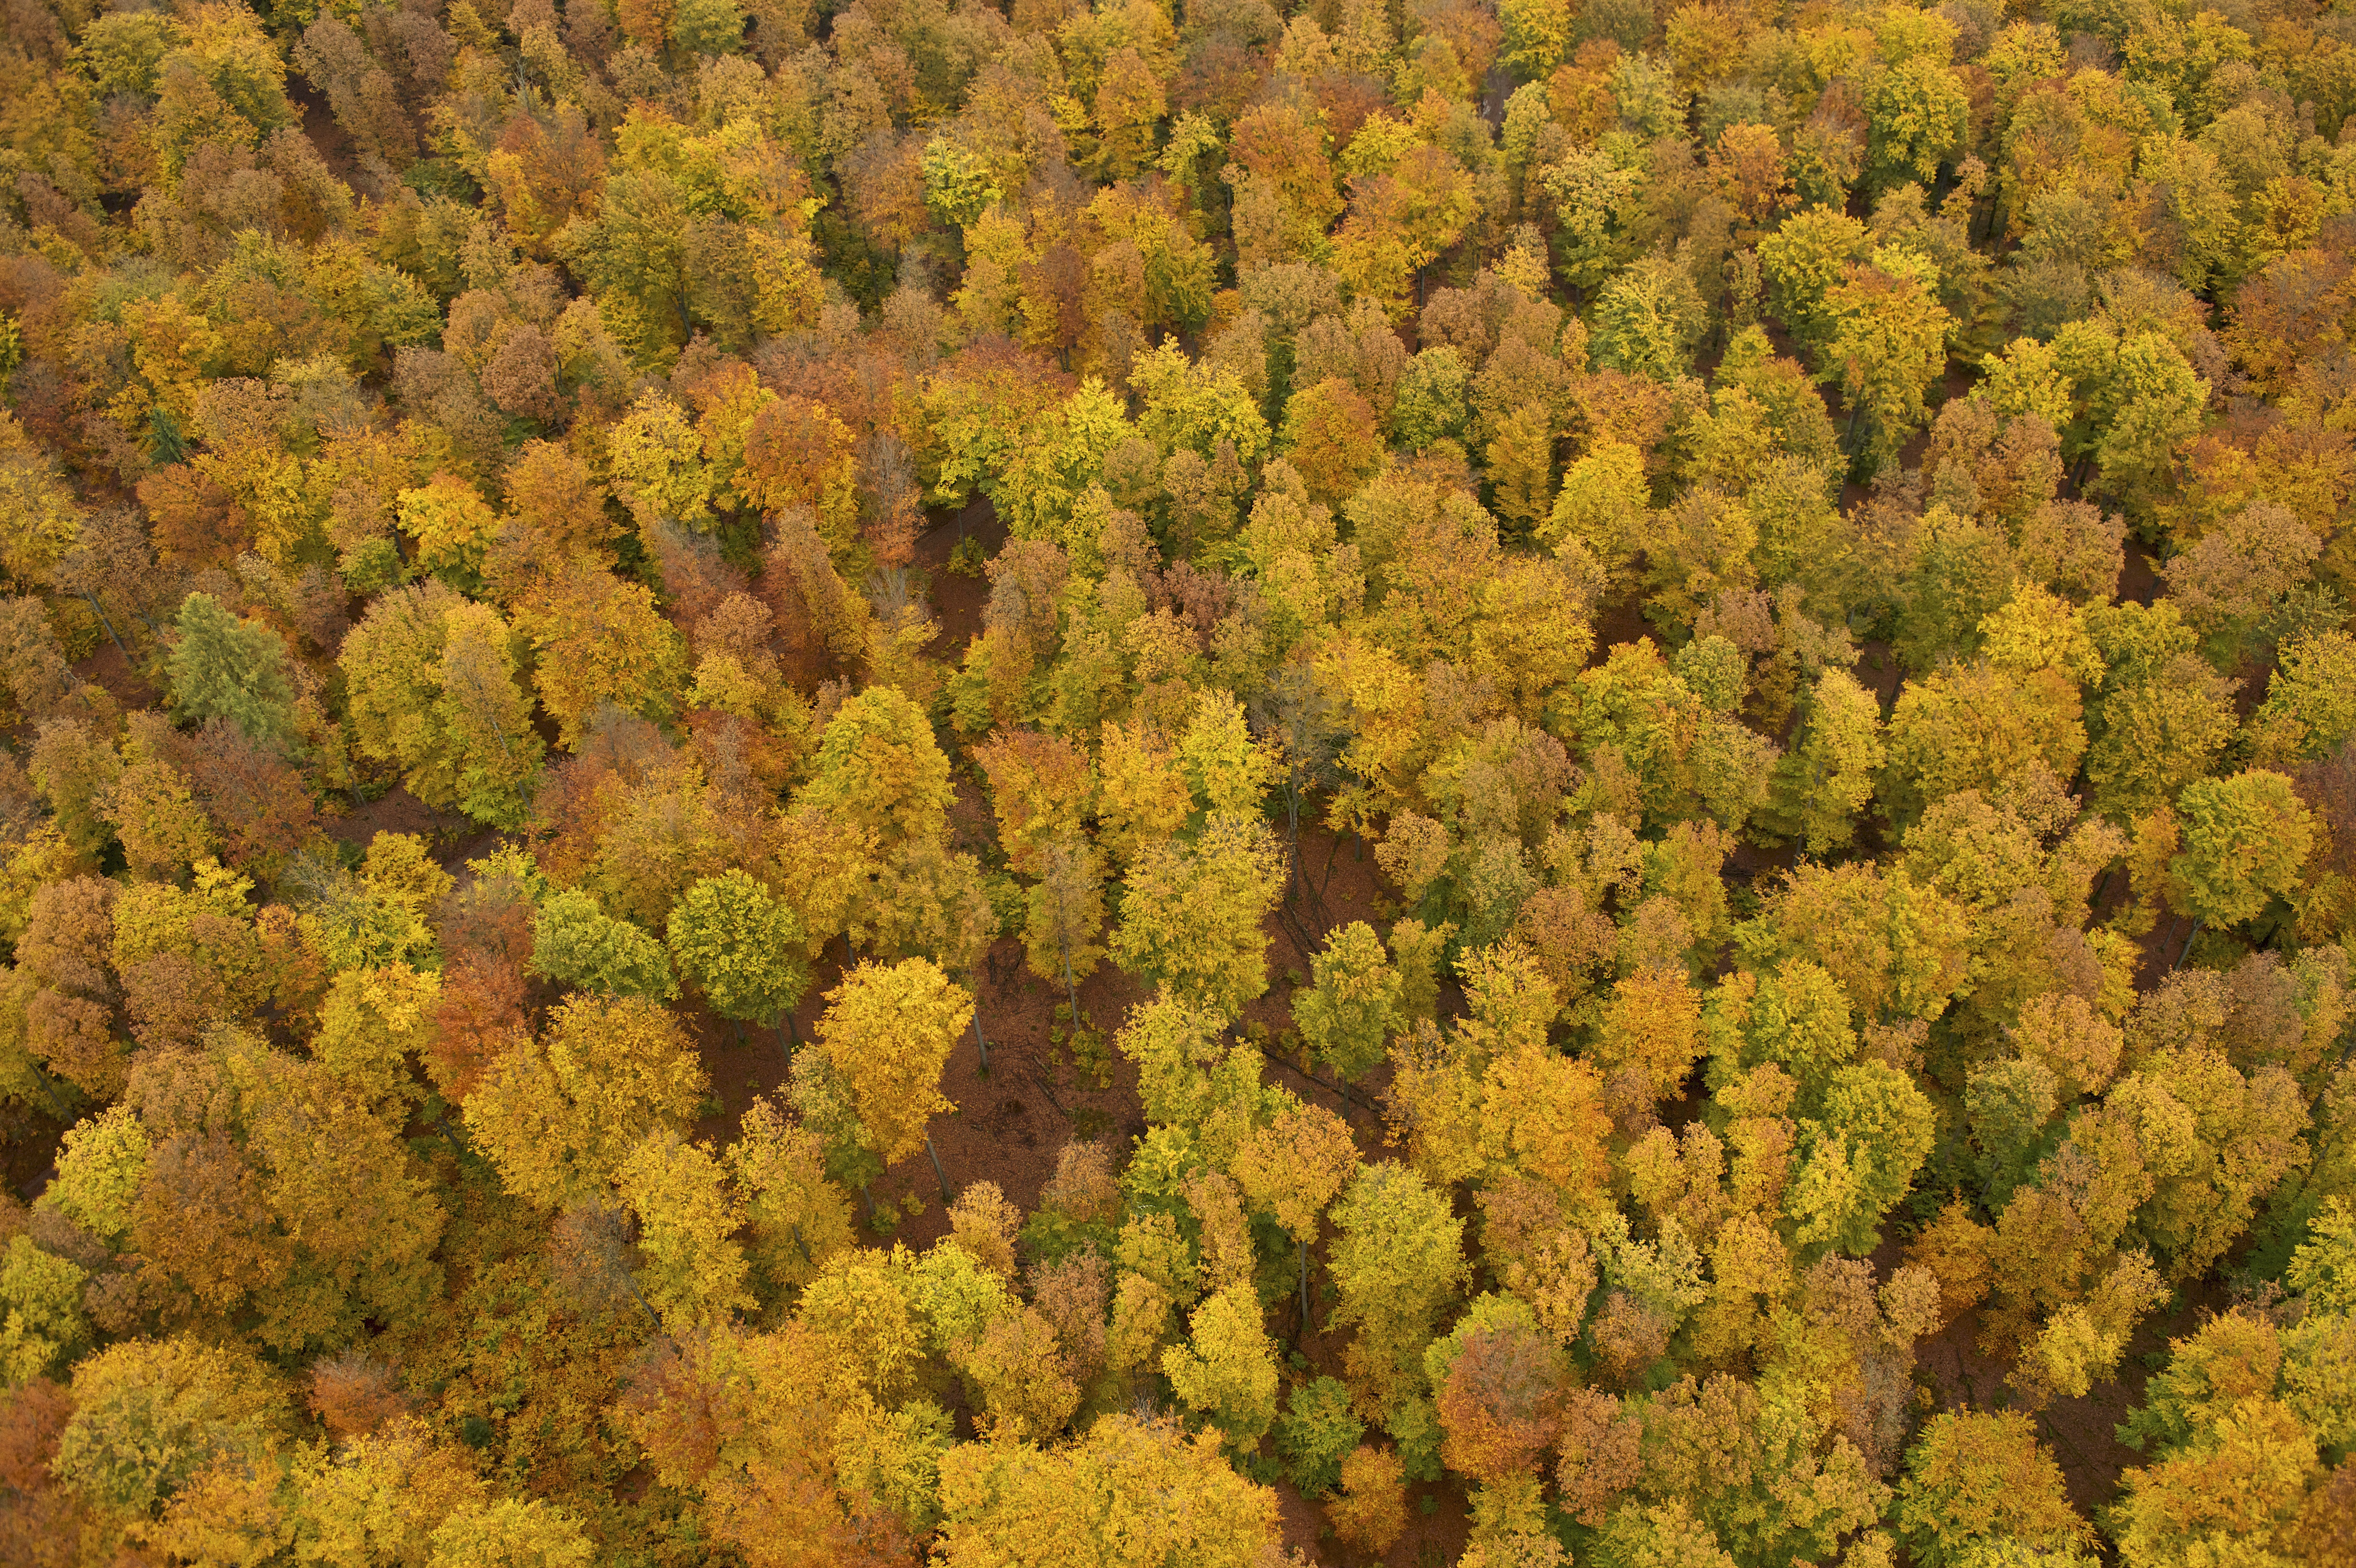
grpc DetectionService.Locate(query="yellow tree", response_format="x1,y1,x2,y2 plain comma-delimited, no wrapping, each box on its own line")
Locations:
1232,1100,1359,1332
1162,1281,1282,1452
816,958,972,1199
618,1129,753,1327
933,1413,1279,1568
460,994,709,1208
1110,812,1286,1016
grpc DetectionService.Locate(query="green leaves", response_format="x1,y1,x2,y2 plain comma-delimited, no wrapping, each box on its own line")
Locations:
530,889,676,1001
667,871,807,1026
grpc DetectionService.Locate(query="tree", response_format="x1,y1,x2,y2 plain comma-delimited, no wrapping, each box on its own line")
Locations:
165,593,297,751
729,1096,856,1295
667,871,809,1033
426,1499,595,1568
1592,254,1710,383
617,1130,753,1327
1023,836,1105,1024
1280,378,1385,507
1596,966,1705,1107
529,889,676,1000
1758,668,1886,855
1111,813,1287,1017
514,563,687,748
1325,1445,1410,1558
342,587,544,828
53,1336,287,1531
1893,1411,2093,1568
933,1413,1279,1568
461,994,709,1208
1500,0,1571,76
1162,1282,1282,1451
815,958,971,1174
2170,770,2313,929
397,472,501,592
1787,1061,1937,1255
1292,921,1402,1084
1823,256,1953,473
796,686,954,849
1233,1100,1359,1326
1328,1161,1469,1421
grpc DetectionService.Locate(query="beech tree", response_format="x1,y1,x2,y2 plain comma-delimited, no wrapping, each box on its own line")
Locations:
1111,813,1286,1017
814,958,971,1187
462,994,709,1208
667,870,808,1035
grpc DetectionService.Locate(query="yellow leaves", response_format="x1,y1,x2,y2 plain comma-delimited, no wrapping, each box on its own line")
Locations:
1177,689,1278,816
461,993,708,1209
312,962,440,1108
730,1097,855,1295
514,561,687,746
1094,716,1192,867
395,471,499,590
934,1413,1279,1568
618,1130,752,1328
608,392,711,533
1482,1045,1613,1202
798,1247,926,1405
1599,965,1705,1104
0,409,84,588
1232,1100,1358,1240
1109,811,1286,1017
1163,1281,1282,1448
959,1305,1081,1443
814,958,971,1168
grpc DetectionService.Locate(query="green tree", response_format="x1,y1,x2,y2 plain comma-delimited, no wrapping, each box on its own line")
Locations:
1292,921,1402,1083
667,871,809,1033
530,889,677,999
166,593,297,751
1328,1161,1469,1424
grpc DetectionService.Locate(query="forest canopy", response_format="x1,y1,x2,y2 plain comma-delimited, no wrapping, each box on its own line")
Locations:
0,0,2354,1563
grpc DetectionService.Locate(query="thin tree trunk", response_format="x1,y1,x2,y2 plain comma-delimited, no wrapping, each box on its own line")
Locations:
925,1136,954,1202
1061,939,1080,1026
82,593,131,662
860,1181,878,1224
971,1005,990,1075
2175,918,2203,970
1298,1236,1311,1342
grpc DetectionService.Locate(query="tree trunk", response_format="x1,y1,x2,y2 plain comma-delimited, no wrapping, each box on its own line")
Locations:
2175,918,2203,970
82,593,131,662
860,1181,878,1224
925,1136,954,1202
971,1006,990,1075
1297,1236,1311,1343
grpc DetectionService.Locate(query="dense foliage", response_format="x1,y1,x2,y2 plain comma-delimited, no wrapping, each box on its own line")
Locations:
0,0,2353,1562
